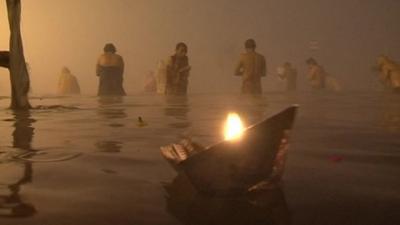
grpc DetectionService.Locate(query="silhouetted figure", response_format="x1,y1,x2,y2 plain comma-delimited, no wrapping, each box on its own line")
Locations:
306,57,326,90
278,62,297,91
377,55,400,92
234,39,267,95
166,42,191,95
96,43,126,96
57,67,80,95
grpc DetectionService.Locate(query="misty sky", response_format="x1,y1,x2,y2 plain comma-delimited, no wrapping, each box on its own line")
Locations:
1,0,400,95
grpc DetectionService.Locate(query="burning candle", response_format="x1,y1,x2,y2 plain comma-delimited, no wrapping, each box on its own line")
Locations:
224,113,244,141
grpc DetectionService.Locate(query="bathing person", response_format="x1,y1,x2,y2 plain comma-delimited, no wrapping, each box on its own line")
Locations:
156,60,167,94
144,71,157,93
57,67,80,95
306,57,326,90
278,62,297,91
234,39,267,94
377,55,400,92
165,42,191,95
96,43,126,96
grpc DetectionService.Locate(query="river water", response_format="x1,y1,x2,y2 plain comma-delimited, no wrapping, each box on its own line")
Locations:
0,91,399,225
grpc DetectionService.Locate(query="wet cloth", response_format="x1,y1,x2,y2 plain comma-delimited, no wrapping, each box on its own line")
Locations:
166,55,190,95
97,65,126,96
96,53,126,96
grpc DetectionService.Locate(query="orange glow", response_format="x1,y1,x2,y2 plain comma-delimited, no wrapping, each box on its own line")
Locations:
224,113,244,141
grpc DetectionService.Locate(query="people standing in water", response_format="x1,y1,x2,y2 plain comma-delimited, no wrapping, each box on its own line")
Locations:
144,70,157,93
376,55,400,92
96,43,126,96
57,67,80,95
306,58,342,91
234,39,267,95
277,62,297,91
306,57,326,90
166,42,191,95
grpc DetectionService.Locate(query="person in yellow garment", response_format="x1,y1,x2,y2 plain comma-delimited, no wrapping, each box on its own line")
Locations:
96,43,126,96
234,39,267,94
377,55,400,92
57,67,80,95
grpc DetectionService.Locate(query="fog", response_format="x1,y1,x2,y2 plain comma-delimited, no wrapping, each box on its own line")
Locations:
1,0,400,95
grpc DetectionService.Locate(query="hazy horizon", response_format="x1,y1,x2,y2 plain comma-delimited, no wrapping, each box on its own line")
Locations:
1,0,400,95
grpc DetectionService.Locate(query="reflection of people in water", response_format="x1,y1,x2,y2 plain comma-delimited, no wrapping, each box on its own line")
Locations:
0,111,36,217
96,97,126,152
164,96,191,129
95,141,123,153
96,43,126,96
380,97,400,132
234,39,267,95
97,96,127,120
164,173,291,225
57,67,81,95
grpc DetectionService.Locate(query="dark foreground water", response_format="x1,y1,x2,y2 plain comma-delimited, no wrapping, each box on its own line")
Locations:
0,92,399,225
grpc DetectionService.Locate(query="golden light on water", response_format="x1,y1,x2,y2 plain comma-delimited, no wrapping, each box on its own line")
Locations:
224,113,244,141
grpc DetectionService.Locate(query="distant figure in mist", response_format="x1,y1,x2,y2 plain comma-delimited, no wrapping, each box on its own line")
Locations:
376,55,400,92
57,67,80,95
234,39,266,95
277,62,297,91
144,71,157,93
306,58,326,90
306,58,341,91
165,42,191,95
96,43,126,96
156,60,167,94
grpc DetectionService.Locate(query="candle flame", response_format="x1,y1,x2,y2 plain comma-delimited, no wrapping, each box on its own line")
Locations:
224,113,244,141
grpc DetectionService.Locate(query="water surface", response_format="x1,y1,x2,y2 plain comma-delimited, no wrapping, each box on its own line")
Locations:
0,92,399,225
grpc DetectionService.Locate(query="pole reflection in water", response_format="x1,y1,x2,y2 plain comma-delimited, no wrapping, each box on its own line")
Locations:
95,96,126,153
164,173,291,225
0,110,36,217
164,96,191,129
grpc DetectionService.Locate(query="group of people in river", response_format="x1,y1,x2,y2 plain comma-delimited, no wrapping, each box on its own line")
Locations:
54,39,400,96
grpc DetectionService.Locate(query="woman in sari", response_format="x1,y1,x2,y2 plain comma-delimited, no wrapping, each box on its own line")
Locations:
165,42,191,95
96,43,126,96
